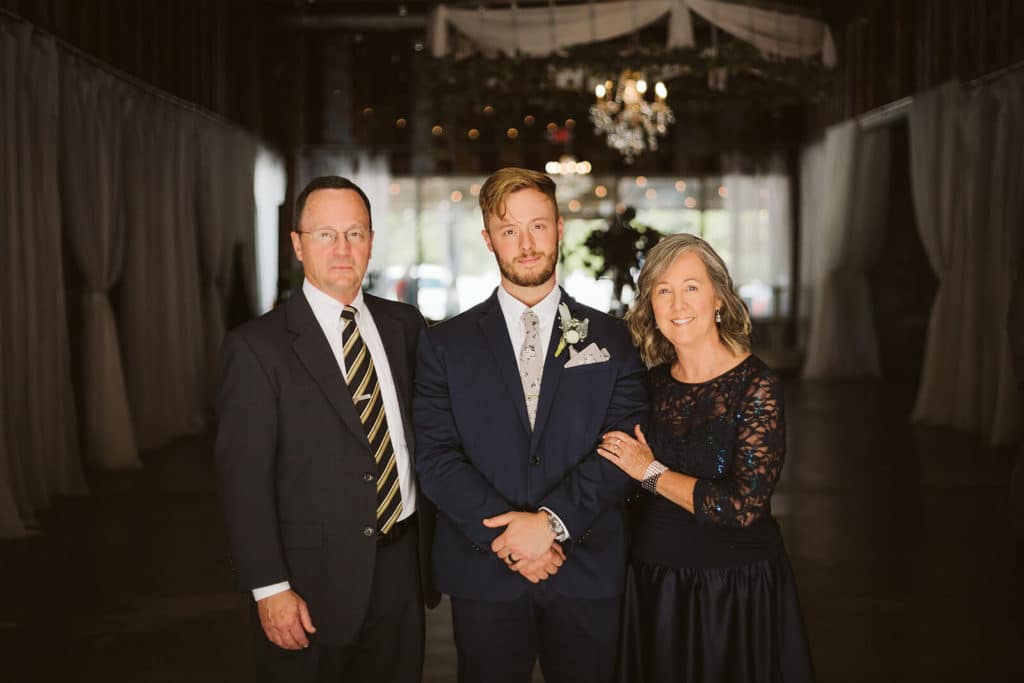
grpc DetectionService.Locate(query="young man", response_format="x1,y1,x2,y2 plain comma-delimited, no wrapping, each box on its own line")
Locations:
414,167,648,683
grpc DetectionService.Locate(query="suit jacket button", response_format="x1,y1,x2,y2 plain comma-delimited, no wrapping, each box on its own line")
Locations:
363,526,375,537
531,456,540,465
363,473,375,483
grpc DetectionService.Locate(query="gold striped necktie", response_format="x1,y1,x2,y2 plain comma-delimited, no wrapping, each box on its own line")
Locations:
340,306,403,534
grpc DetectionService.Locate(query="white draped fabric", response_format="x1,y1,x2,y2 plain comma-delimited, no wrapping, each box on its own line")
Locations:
910,79,1023,444
684,0,835,66
119,103,209,450
353,153,394,280
431,0,680,58
798,139,826,344
908,83,963,429
429,0,834,67
254,144,286,314
721,162,792,311
60,55,140,469
802,121,891,377
0,23,88,538
0,13,277,535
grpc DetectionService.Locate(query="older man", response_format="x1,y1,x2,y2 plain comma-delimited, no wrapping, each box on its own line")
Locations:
216,176,437,683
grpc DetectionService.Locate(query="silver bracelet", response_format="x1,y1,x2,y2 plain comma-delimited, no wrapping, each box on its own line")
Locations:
641,460,668,494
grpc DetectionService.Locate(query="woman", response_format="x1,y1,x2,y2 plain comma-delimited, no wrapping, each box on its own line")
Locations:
598,234,814,683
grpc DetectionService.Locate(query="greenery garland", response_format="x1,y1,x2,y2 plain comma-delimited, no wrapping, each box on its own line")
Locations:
419,39,834,121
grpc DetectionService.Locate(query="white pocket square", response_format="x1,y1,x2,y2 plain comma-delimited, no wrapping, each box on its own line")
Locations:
564,342,611,368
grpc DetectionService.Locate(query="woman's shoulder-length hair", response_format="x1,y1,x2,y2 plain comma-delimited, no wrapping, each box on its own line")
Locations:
624,233,752,368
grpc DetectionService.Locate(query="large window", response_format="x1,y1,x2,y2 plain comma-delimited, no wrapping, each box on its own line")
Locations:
368,173,791,321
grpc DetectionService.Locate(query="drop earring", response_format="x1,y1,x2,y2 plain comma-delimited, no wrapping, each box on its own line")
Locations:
715,309,722,324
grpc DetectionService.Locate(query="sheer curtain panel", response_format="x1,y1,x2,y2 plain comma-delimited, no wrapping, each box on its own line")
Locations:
802,123,890,377
119,104,208,450
60,55,140,469
0,21,87,537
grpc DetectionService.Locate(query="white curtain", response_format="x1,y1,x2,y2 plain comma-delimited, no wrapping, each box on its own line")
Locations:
119,102,208,450
802,121,891,377
685,0,836,66
353,152,393,283
430,0,834,66
908,83,964,430
911,78,1023,444
254,143,285,314
798,138,826,345
59,55,140,469
431,0,681,58
0,21,87,538
721,157,791,317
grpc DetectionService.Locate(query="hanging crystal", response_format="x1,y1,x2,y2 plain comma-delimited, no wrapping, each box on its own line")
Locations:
589,70,674,163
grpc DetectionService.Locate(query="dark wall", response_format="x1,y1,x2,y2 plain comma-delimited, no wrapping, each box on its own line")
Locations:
0,0,268,137
811,0,1024,129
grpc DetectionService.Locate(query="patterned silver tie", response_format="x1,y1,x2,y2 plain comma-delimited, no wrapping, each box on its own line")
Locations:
518,309,542,428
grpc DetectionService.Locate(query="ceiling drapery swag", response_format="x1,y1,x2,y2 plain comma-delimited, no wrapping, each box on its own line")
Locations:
428,0,836,67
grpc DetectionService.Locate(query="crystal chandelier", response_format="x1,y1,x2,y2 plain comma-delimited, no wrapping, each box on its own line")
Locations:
589,70,674,163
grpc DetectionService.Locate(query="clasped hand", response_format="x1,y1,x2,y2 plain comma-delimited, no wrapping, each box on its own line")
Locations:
483,511,565,583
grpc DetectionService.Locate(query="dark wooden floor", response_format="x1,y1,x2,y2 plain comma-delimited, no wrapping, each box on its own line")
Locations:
1,377,1021,682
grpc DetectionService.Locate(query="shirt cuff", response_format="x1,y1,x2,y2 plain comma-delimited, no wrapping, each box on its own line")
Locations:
539,506,571,542
252,581,291,602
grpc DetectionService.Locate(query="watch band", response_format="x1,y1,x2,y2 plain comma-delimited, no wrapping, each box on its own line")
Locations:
544,510,569,542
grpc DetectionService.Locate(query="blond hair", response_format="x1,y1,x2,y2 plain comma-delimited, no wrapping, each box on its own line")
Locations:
625,233,752,367
478,167,559,226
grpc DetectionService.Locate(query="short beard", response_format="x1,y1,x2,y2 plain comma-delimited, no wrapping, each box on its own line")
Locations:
496,248,559,288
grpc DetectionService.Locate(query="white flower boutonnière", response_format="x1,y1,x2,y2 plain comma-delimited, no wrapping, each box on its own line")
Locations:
554,303,589,357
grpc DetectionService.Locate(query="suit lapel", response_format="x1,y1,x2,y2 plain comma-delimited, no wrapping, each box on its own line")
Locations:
530,288,574,451
478,292,532,435
287,293,370,451
363,294,415,450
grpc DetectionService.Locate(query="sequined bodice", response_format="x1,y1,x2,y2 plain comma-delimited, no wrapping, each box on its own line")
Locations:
631,355,786,568
650,355,785,528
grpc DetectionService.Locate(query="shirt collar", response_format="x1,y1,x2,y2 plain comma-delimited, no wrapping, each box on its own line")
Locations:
496,282,562,329
303,279,365,329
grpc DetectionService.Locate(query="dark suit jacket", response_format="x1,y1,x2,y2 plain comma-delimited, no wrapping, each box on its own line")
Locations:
215,290,439,646
413,289,648,601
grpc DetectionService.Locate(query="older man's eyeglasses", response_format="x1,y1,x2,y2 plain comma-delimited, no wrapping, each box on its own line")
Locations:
297,228,370,247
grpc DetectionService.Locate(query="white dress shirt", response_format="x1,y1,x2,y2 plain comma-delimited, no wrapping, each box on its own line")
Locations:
253,280,417,602
495,283,571,541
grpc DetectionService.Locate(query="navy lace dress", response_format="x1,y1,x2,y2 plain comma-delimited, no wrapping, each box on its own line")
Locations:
617,356,814,683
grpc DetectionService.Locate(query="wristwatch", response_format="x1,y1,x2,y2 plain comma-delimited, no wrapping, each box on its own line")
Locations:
544,510,569,542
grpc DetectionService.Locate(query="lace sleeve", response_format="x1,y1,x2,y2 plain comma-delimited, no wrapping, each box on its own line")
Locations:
693,370,785,528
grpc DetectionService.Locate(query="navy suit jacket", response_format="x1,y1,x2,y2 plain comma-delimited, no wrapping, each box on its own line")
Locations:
413,288,648,601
